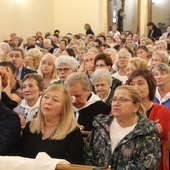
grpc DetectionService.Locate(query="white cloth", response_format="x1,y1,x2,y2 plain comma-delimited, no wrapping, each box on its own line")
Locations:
0,152,70,170
110,119,136,152
155,87,170,104
14,97,41,122
76,92,100,111
112,72,127,84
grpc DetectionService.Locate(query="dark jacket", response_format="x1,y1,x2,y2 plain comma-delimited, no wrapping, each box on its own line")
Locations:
0,100,21,155
83,114,161,169
86,29,94,35
148,27,162,39
21,66,37,80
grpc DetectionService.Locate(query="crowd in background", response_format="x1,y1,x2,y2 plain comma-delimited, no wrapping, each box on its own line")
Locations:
0,22,170,169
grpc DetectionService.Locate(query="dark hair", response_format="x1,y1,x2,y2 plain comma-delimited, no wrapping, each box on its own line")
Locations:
22,73,44,92
10,47,25,58
136,45,148,52
94,53,113,67
128,69,156,101
0,61,17,74
65,48,76,58
94,39,102,46
54,29,60,34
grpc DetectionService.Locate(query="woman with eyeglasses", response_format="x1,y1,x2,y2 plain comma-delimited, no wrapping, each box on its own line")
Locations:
55,55,79,83
83,85,161,169
128,69,170,170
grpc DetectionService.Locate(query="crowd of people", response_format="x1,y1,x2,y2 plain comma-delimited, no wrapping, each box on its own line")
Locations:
0,22,170,169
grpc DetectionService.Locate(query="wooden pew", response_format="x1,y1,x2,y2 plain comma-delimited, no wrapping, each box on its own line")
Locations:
56,164,110,170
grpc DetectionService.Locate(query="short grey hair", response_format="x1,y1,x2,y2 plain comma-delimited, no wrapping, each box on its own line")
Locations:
91,68,112,86
156,40,167,49
152,51,169,64
55,55,79,71
0,42,10,53
64,72,92,91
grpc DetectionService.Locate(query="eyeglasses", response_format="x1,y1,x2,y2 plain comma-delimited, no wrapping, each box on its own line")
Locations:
57,68,72,72
111,97,134,104
95,64,106,68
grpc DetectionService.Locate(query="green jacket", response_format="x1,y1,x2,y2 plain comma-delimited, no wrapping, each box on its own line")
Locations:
83,114,161,170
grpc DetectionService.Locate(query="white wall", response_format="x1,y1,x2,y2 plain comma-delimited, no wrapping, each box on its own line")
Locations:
0,0,55,42
152,0,170,26
54,0,105,36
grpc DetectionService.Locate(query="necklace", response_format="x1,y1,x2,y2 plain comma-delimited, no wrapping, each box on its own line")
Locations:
144,101,153,111
42,126,57,140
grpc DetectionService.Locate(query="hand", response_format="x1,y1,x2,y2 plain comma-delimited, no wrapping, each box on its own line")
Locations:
155,119,162,134
17,113,27,126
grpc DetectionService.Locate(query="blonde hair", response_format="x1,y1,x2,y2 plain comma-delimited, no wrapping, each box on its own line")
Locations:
37,53,58,79
129,57,148,70
30,84,78,140
115,85,146,116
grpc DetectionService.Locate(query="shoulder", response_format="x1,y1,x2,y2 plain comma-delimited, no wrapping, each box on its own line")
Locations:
22,67,37,74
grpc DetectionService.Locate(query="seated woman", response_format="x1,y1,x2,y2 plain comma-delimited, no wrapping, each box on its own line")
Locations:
126,57,148,78
83,85,161,169
94,53,122,91
128,69,170,170
20,84,84,164
55,55,79,83
25,48,42,71
153,63,170,109
91,68,113,107
37,53,59,89
14,73,44,126
0,61,23,109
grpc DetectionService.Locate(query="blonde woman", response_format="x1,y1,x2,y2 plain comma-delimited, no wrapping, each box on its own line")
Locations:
20,84,84,163
38,53,59,89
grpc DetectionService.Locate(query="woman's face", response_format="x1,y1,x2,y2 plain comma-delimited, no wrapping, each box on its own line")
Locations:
117,53,129,68
93,77,110,99
22,78,41,102
57,64,74,83
129,76,150,100
41,90,63,120
150,54,162,70
127,62,137,78
95,59,111,71
111,89,138,120
153,69,170,86
136,49,148,60
42,60,54,74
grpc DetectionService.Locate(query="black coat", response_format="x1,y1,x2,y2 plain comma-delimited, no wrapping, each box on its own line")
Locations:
20,66,37,80
0,101,21,155
148,27,162,39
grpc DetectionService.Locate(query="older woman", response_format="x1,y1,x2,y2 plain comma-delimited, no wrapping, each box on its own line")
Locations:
25,48,42,70
14,73,44,126
20,84,84,163
128,69,170,170
149,51,169,72
126,57,148,78
136,45,150,63
112,50,131,84
38,53,59,89
153,63,170,109
83,85,161,169
93,53,122,92
92,69,113,106
55,55,79,83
